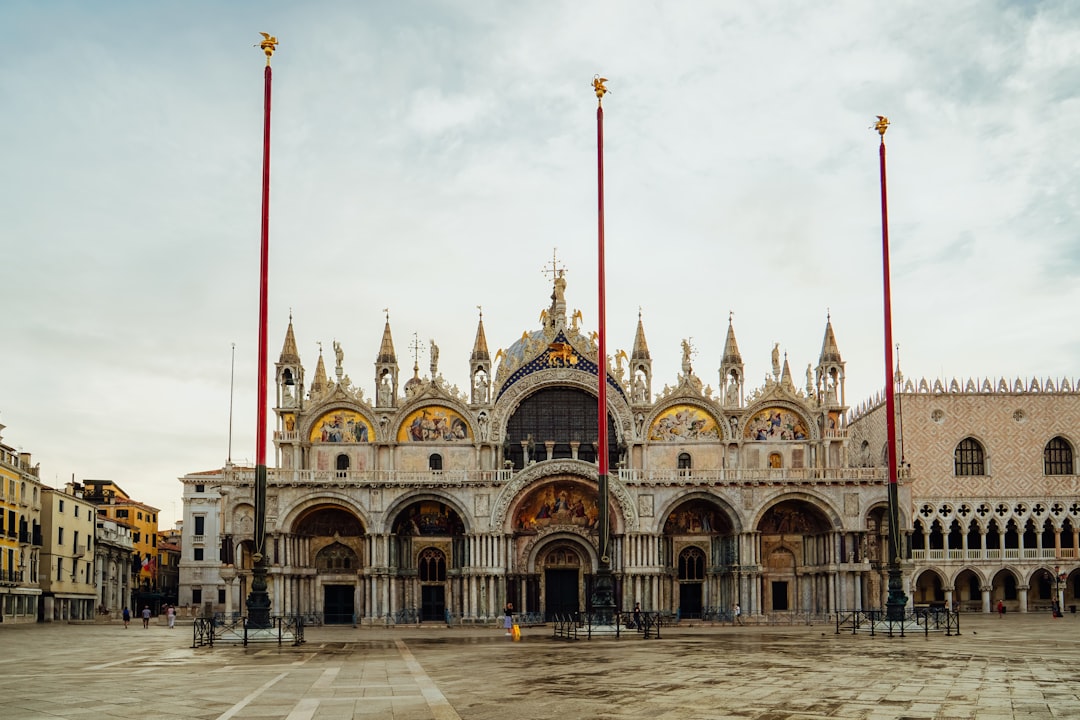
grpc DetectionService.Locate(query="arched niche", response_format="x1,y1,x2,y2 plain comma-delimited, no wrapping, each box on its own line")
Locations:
293,506,366,537
662,498,736,536
743,406,812,441
757,499,834,535
308,408,373,444
397,405,472,442
511,479,612,534
648,404,721,442
391,500,466,537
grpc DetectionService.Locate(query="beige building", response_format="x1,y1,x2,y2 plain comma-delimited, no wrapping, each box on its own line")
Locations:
39,485,98,621
179,273,1077,623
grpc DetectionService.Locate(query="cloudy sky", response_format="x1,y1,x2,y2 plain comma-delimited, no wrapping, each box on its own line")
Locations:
2,1,1077,527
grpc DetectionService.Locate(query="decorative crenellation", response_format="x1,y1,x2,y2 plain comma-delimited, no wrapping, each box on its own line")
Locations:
850,375,1080,421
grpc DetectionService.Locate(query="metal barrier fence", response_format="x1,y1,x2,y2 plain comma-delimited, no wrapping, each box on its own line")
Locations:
835,608,960,638
191,614,306,647
551,611,663,640
192,617,215,647
551,613,579,640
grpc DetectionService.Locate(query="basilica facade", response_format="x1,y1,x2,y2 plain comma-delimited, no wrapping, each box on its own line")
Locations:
178,274,1078,623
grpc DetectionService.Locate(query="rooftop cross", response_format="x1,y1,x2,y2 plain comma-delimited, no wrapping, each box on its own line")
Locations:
541,248,566,285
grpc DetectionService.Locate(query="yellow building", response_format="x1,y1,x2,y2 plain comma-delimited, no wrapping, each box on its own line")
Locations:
40,484,97,621
82,480,161,610
1,422,44,624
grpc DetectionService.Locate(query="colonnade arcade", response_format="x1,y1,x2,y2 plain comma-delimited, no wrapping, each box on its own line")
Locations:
912,566,1080,614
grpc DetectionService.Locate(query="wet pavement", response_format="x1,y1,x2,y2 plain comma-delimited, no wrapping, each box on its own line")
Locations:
1,613,1077,719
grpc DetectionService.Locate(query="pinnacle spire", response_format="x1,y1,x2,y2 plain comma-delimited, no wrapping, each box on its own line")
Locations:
377,312,397,364
311,346,328,396
471,309,490,363
819,313,843,364
631,308,650,360
780,352,794,389
278,313,300,364
721,312,742,365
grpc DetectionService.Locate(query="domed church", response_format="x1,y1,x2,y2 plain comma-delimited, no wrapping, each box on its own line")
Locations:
179,268,1079,623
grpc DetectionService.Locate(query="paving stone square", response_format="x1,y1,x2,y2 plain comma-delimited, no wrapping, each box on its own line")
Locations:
1,614,1078,719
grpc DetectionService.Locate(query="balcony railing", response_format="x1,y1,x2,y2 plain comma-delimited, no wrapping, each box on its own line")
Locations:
911,548,1071,562
216,465,899,487
618,466,895,485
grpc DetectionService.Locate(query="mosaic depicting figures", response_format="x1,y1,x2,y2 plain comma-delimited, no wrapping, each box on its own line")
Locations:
648,405,720,442
392,501,465,536
309,409,373,443
397,406,471,442
514,482,600,532
743,407,808,441
663,500,723,535
759,501,827,534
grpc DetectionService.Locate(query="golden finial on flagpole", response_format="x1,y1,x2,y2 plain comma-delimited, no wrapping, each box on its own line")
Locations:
257,32,279,65
593,75,609,105
874,115,890,138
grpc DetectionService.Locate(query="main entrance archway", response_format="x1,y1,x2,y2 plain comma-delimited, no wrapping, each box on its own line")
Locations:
540,543,585,620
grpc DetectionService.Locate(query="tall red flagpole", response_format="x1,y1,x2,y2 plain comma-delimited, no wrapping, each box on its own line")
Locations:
875,115,908,621
247,32,278,628
590,76,615,621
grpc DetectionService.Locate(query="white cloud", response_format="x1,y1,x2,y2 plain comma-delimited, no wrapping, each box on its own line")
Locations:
1,0,1078,525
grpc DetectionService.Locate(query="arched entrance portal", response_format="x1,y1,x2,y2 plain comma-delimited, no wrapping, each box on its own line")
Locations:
418,547,447,621
509,477,608,619
662,498,736,618
390,500,465,621
294,506,366,624
757,499,834,614
316,542,358,624
541,543,584,620
678,546,706,617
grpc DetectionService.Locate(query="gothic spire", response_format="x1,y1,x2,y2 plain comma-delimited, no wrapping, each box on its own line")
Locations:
471,310,490,363
780,352,794,390
278,312,300,364
377,313,397,365
631,308,651,360
721,312,742,366
311,346,328,397
819,312,843,364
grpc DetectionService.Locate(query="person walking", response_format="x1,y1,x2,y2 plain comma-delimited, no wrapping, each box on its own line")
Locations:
122,607,130,629
996,600,1005,618
166,605,176,629
141,606,151,628
733,603,743,625
503,602,514,637
632,602,642,630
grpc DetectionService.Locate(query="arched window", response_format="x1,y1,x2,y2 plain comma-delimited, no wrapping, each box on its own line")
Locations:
316,542,357,572
954,438,985,476
1044,437,1074,475
428,453,443,471
677,453,691,471
418,547,446,582
678,547,705,581
335,454,350,471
